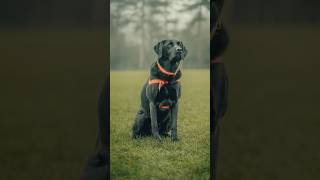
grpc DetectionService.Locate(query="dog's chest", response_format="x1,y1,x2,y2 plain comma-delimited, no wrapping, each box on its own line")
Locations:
156,85,177,102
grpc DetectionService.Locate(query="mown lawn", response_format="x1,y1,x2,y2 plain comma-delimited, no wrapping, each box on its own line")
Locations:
110,69,210,180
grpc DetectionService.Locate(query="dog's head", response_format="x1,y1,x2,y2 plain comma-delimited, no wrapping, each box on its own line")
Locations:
154,40,188,73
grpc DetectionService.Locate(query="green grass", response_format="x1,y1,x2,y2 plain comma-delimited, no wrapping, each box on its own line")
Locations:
110,70,210,180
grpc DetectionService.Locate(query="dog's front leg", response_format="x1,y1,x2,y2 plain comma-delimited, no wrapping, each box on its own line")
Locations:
170,103,179,141
149,102,161,141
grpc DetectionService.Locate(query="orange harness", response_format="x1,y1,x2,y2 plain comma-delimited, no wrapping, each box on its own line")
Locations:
156,61,176,76
148,79,171,109
149,78,172,91
211,57,222,64
149,61,180,93
149,78,179,85
149,79,168,86
149,61,176,89
159,105,170,109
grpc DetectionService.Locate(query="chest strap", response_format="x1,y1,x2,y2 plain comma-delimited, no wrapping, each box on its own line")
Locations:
159,105,170,109
211,57,222,64
149,78,180,92
149,78,168,90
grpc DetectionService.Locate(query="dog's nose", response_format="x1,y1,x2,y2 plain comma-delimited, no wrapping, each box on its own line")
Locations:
176,47,182,52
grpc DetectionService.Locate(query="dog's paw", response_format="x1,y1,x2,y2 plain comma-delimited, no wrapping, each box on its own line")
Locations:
171,136,179,142
161,133,170,138
171,130,178,141
153,134,162,141
132,134,140,139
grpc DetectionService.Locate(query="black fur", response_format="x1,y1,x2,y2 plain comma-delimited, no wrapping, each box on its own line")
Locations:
132,40,187,141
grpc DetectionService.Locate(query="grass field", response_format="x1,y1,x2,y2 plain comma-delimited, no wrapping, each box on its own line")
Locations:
110,70,210,180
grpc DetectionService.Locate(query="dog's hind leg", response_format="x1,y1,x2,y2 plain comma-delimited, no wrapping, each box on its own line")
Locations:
132,108,148,138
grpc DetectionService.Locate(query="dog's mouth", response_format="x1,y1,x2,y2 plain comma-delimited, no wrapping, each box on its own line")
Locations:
159,47,185,75
171,59,183,74
169,52,183,62
168,48,183,61
175,53,182,59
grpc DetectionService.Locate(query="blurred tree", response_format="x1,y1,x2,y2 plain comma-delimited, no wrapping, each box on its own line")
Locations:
111,0,148,68
148,0,178,37
111,0,180,68
147,0,170,38
110,0,130,69
181,0,210,64
110,0,210,69
147,0,181,45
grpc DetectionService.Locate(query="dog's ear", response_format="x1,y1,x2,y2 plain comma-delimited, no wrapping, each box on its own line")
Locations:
180,41,188,59
154,41,164,58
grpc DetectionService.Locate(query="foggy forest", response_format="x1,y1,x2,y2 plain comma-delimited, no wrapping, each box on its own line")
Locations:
110,0,210,70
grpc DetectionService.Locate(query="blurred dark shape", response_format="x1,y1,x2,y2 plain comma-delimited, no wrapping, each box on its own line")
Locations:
211,25,229,59
80,79,108,180
0,0,108,179
0,0,105,28
217,0,320,180
229,0,320,24
211,1,229,180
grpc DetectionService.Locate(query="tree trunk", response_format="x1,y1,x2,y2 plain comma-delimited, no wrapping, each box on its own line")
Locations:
138,0,146,69
197,5,203,66
164,0,168,35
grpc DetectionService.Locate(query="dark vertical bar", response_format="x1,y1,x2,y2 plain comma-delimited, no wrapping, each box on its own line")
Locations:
106,0,110,177
211,0,229,179
80,0,110,179
210,1,217,179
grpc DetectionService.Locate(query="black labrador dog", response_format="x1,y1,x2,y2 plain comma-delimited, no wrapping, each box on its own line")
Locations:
132,40,188,141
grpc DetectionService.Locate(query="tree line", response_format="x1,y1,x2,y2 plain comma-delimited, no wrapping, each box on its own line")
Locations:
110,0,210,70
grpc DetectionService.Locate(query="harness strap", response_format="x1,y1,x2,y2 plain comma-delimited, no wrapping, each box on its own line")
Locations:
149,78,181,92
149,78,168,91
149,78,179,109
211,57,222,64
156,61,176,76
159,105,170,109
149,79,168,86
